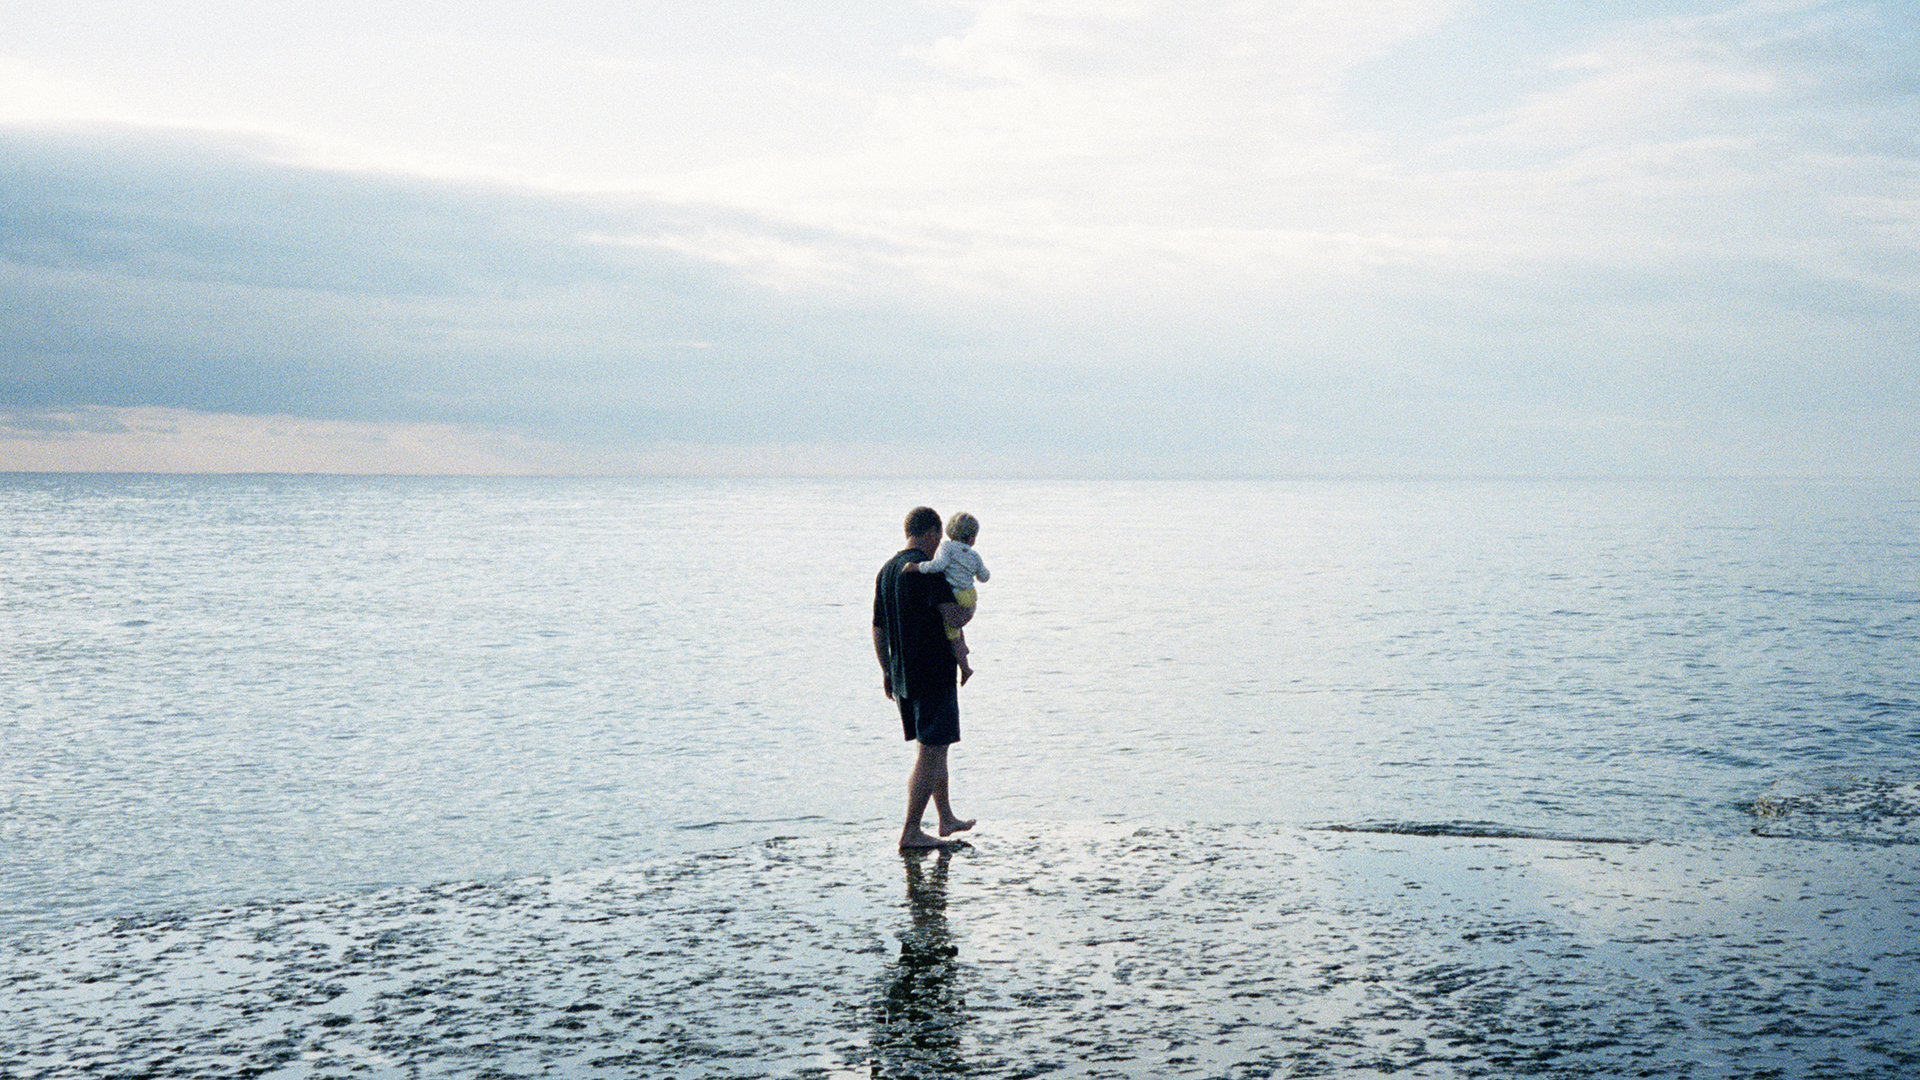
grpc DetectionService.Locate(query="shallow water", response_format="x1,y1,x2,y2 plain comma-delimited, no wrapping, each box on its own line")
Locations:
4,823,1915,1078
3,475,1916,930
3,474,1917,1075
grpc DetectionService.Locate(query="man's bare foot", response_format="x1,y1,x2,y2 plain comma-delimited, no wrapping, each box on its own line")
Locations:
939,817,975,837
899,831,951,850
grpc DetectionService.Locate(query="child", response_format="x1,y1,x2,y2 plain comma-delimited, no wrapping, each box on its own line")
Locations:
904,511,989,683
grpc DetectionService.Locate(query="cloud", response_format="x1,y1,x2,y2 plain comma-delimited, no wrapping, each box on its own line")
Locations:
0,406,555,474
0,129,873,419
1410,2,1920,266
0,1,1916,476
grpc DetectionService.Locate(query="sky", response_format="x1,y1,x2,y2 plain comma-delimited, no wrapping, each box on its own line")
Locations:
1,0,1915,477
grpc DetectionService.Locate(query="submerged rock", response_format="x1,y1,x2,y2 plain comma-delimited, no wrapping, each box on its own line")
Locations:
2,821,1917,1078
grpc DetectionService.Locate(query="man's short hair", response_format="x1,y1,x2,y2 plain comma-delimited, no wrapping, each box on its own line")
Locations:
904,506,942,537
946,511,979,544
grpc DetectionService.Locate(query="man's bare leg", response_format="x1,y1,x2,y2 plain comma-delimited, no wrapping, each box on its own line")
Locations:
933,756,975,837
901,742,974,848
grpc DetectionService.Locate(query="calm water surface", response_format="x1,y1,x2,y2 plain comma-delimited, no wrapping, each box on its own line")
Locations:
3,475,1916,931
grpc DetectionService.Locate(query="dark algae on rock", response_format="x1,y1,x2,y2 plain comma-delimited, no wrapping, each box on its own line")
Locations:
3,822,1917,1078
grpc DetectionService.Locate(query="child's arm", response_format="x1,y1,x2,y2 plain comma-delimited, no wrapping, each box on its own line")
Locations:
902,542,955,575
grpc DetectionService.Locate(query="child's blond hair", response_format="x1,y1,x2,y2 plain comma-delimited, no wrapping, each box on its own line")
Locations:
946,511,979,545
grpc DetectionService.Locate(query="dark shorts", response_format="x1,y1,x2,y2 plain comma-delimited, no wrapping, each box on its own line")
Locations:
898,687,960,746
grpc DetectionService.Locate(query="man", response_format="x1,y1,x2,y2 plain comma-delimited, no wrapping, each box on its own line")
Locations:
874,506,977,849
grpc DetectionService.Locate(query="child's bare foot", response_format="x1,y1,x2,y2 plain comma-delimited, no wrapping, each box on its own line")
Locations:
939,816,975,837
959,664,974,685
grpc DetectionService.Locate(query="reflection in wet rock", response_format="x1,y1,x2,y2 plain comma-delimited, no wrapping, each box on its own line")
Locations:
872,847,968,1076
2,823,1916,1078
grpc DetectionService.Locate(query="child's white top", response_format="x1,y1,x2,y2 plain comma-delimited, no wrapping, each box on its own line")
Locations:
918,539,989,592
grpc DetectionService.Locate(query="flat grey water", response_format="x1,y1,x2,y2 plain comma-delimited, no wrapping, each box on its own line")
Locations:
5,474,1920,1078
4,475,1916,931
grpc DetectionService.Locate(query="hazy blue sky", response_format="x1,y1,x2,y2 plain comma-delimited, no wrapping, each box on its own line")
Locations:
2,0,1914,475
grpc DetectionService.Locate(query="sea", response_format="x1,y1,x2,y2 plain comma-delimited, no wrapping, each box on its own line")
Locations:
3,474,1917,1077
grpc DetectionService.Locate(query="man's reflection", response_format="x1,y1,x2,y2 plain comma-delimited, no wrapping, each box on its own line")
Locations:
871,846,969,1076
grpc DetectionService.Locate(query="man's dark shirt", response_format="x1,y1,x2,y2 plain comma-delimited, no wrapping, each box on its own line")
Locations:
874,547,959,701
